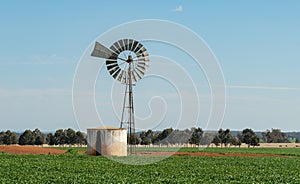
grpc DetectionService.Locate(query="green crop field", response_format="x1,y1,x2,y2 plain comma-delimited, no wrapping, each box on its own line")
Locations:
54,147,300,157
0,148,300,183
136,147,300,156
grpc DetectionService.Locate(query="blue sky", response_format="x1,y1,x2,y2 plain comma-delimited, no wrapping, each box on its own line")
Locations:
0,1,299,132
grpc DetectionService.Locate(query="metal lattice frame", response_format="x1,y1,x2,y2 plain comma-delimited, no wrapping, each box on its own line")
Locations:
91,39,149,154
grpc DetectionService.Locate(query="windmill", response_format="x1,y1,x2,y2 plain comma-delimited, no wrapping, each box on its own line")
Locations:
91,39,149,153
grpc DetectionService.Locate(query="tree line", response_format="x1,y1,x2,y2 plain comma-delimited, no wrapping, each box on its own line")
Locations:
128,127,259,148
0,127,298,147
129,128,299,148
0,128,87,145
211,128,258,148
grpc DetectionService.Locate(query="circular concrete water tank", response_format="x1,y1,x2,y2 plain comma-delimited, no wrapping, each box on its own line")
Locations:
87,126,127,156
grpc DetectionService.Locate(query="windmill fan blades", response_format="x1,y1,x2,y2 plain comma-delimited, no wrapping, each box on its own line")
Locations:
131,70,137,83
136,64,147,72
112,68,121,79
135,66,145,76
124,39,129,50
92,39,149,84
128,39,134,51
106,59,117,65
137,61,148,67
117,70,124,82
133,69,142,80
125,39,135,52
118,40,126,52
138,57,150,61
136,57,149,62
91,42,118,59
109,67,119,75
110,44,121,54
114,41,124,53
131,41,139,52
134,43,143,53
137,56,150,68
136,51,149,58
106,63,119,71
136,47,146,55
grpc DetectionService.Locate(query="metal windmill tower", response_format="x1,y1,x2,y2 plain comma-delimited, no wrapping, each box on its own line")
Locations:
90,39,149,153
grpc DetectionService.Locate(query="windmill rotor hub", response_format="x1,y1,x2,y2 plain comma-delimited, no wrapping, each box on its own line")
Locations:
126,55,133,63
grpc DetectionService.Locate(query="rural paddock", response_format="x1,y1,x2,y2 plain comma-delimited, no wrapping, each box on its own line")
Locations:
0,145,299,158
1,146,299,183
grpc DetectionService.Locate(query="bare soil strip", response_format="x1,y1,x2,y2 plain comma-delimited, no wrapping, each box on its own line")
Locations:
0,145,66,155
0,146,294,158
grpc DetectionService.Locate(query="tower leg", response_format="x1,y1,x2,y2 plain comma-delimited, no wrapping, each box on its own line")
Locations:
120,62,135,154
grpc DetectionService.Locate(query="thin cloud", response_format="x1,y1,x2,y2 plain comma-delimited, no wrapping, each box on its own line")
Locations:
227,85,300,91
173,5,183,12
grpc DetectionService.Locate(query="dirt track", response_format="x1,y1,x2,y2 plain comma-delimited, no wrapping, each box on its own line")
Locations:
0,145,66,155
136,151,288,157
